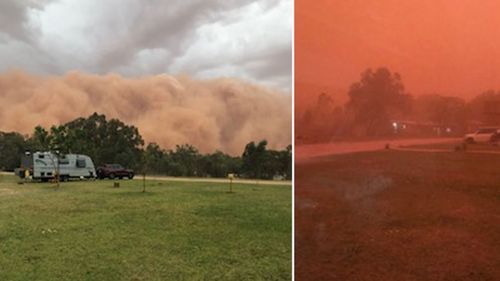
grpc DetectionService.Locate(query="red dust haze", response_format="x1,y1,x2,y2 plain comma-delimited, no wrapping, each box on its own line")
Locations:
0,71,291,155
296,0,500,112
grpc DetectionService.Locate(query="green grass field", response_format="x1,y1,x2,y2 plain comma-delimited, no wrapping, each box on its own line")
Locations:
0,175,291,281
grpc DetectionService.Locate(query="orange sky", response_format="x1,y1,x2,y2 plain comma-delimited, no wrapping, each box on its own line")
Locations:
296,0,500,110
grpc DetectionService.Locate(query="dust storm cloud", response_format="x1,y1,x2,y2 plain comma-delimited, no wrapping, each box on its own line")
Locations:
0,71,291,155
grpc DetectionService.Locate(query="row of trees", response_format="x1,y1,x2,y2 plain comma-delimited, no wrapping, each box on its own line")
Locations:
0,113,291,180
297,67,500,141
144,141,291,179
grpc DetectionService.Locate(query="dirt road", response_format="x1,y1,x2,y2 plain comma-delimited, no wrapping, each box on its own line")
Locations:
295,137,460,161
394,146,500,155
142,175,291,186
0,171,291,186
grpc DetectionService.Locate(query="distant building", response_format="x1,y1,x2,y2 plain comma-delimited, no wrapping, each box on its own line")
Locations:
390,120,461,136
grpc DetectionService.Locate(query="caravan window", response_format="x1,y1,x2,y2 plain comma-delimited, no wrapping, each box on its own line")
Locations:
38,154,45,159
59,155,69,165
76,159,86,168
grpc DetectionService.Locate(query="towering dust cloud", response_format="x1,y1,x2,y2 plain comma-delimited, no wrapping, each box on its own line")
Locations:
0,71,291,155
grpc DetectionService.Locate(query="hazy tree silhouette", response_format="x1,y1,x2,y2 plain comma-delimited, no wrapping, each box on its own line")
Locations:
346,67,412,136
297,93,345,142
467,90,500,125
414,94,466,131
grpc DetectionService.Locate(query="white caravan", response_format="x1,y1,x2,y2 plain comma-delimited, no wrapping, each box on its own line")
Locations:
16,151,96,181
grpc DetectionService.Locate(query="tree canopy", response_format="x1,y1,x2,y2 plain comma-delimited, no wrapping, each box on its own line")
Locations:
0,113,291,180
346,67,412,135
297,67,500,141
0,132,26,171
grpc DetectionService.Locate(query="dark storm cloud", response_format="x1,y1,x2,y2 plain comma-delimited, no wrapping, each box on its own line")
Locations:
0,0,291,91
0,0,33,41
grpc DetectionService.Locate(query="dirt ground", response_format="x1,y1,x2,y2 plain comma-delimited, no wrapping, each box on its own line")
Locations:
0,171,291,186
295,137,459,160
296,150,500,281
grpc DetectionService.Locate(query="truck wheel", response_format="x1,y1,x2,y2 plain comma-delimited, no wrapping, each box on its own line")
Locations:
109,173,115,179
128,173,134,180
465,138,474,144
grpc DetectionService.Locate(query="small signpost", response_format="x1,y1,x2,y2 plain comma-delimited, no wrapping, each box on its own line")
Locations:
228,173,235,193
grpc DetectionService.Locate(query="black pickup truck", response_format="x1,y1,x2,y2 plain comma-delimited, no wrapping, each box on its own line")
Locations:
96,164,134,179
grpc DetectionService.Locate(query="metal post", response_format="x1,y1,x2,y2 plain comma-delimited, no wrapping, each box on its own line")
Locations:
142,173,146,192
228,173,235,193
56,153,60,188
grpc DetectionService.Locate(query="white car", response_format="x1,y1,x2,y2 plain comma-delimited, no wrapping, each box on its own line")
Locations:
464,127,500,144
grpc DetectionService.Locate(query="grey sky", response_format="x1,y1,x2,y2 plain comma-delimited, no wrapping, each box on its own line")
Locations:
0,0,291,91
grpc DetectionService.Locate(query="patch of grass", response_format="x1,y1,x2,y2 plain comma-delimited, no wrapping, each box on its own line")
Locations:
296,150,500,280
0,176,291,281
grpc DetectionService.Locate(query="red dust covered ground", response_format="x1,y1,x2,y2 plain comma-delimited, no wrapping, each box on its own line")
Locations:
295,150,500,280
